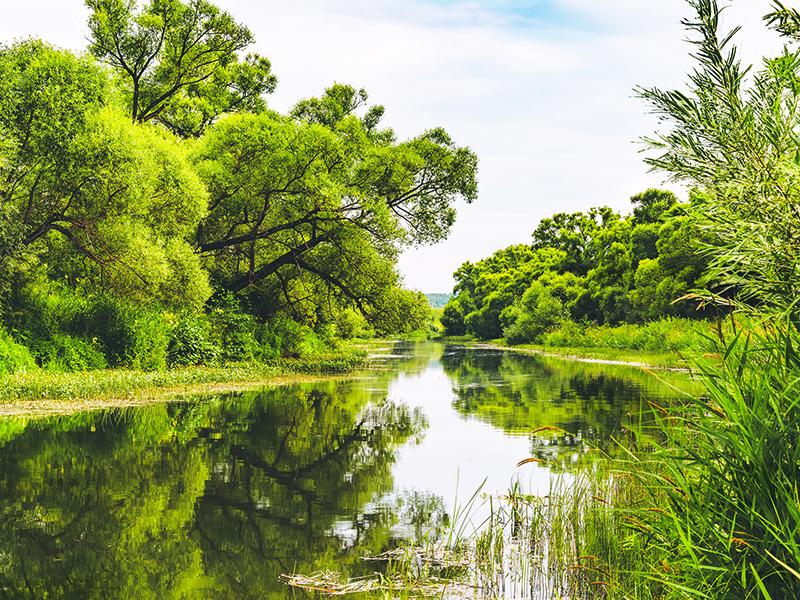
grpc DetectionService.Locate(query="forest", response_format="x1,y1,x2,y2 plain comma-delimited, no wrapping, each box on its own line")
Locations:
440,188,713,344
0,0,477,376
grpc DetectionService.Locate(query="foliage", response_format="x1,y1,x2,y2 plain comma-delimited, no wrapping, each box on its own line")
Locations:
624,1,800,596
86,0,277,135
624,322,800,598
167,314,220,367
0,330,36,376
444,190,712,341
90,298,171,371
193,86,476,329
541,317,705,353
371,289,433,337
639,0,800,315
0,42,212,310
33,334,108,372
0,3,476,373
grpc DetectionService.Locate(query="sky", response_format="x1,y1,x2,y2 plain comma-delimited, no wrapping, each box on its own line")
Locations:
0,0,783,292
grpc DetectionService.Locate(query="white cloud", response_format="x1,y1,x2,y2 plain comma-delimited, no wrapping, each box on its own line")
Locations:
0,0,784,291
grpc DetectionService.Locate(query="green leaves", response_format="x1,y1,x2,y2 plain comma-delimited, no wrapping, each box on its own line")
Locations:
87,0,275,134
639,0,800,313
193,88,476,325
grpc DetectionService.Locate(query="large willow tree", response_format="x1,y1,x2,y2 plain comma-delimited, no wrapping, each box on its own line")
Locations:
0,0,478,336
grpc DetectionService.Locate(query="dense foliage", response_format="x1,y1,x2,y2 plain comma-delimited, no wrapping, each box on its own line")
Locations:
442,189,712,341
626,1,800,597
0,0,478,373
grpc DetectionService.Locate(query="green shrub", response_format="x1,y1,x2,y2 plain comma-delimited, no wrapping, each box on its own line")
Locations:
0,330,36,376
441,300,467,336
207,292,259,362
334,308,373,339
32,334,107,372
8,279,92,342
167,314,220,367
538,318,703,352
503,286,568,344
257,314,328,359
88,298,171,371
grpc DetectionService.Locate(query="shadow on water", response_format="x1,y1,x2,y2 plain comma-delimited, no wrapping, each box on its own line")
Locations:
0,342,696,598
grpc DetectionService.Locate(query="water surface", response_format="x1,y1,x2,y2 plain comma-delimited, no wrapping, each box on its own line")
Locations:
0,342,695,598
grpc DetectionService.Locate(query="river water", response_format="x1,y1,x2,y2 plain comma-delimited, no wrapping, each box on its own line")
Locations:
0,342,695,598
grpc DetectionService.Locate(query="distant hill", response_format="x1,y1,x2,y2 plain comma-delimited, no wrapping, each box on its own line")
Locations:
425,293,452,308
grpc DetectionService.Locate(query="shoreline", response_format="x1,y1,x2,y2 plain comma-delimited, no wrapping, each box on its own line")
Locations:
0,349,370,419
441,338,693,371
0,373,357,419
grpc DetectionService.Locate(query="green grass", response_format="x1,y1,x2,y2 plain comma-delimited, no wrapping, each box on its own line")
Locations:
0,347,367,404
488,340,692,369
540,318,707,353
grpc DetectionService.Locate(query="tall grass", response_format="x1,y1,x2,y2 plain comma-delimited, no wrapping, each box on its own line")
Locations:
623,318,800,598
541,317,706,353
0,349,367,403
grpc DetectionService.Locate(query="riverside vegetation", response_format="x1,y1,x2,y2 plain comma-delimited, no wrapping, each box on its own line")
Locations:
0,0,478,400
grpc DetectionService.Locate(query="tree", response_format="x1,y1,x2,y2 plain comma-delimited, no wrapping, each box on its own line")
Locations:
639,0,800,312
86,0,276,136
194,85,478,322
0,41,211,309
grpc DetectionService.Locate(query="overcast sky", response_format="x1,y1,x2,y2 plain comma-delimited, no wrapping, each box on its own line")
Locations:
0,0,783,292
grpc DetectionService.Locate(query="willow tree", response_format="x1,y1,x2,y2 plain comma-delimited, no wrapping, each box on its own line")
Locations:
0,41,211,309
86,0,277,136
194,84,478,325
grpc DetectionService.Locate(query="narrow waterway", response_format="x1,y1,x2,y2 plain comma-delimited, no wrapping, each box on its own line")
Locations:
0,342,696,598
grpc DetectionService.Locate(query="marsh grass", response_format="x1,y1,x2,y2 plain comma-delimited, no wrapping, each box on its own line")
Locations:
0,349,367,404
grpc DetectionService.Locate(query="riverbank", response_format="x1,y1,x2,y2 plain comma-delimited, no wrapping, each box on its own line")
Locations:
486,341,693,370
0,348,368,418
439,336,693,370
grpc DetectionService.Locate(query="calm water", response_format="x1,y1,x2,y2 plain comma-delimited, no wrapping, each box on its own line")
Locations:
0,342,695,599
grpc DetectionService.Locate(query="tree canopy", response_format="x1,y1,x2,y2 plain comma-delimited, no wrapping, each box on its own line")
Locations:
0,1,477,371
442,189,712,341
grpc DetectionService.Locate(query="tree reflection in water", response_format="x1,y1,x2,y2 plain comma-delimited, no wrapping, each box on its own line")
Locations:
0,379,431,599
441,345,699,467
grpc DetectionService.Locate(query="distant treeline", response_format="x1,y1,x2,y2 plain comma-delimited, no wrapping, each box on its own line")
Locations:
441,189,717,342
425,293,452,308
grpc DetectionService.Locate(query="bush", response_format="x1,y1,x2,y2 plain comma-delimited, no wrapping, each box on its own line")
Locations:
88,298,171,371
257,314,328,359
7,279,92,343
0,330,36,376
371,288,433,336
207,292,260,362
503,286,568,344
441,300,467,336
32,334,107,372
334,308,373,339
539,318,703,352
167,314,220,367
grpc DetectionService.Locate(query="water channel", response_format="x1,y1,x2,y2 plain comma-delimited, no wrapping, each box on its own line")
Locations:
0,342,696,598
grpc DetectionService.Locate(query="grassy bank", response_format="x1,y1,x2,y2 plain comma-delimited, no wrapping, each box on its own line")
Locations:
489,341,692,369
0,347,367,415
438,318,713,369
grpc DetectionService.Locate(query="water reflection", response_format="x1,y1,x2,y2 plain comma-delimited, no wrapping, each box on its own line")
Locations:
0,342,694,598
441,346,699,467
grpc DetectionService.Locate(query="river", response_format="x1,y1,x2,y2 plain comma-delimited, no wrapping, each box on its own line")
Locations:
0,341,696,598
